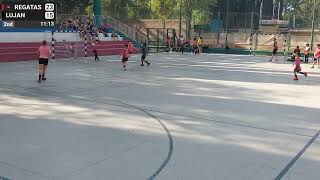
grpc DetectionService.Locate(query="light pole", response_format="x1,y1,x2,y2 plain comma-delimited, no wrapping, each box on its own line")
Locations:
225,0,229,47
245,0,248,29
310,0,316,50
179,0,182,36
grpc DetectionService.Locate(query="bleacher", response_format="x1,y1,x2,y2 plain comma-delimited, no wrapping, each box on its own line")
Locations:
0,40,139,62
0,16,141,62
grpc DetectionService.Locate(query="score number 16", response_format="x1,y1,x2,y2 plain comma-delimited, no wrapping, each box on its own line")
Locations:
45,12,55,20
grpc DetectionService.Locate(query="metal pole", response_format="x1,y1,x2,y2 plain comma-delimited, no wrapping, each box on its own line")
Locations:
250,11,254,31
259,0,263,30
157,29,159,52
225,0,229,47
245,0,248,29
250,11,254,55
51,31,55,60
310,0,316,50
179,0,182,36
272,0,275,19
85,36,87,58
217,12,220,47
278,1,280,21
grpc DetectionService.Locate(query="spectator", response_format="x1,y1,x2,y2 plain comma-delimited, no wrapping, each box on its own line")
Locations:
294,46,301,57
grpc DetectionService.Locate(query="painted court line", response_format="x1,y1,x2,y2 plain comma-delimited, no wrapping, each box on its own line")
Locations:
274,129,320,180
3,87,174,180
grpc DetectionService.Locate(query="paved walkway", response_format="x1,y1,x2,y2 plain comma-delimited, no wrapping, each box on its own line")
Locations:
0,53,320,180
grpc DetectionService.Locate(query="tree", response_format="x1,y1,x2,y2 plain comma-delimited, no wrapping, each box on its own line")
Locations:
183,0,217,38
150,0,177,19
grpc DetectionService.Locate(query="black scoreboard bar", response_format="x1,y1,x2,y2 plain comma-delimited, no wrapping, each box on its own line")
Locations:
1,2,56,29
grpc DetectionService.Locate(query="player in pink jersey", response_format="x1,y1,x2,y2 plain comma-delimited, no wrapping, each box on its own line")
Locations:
293,54,307,80
311,44,320,69
120,44,130,70
128,42,134,54
38,40,52,83
92,40,100,62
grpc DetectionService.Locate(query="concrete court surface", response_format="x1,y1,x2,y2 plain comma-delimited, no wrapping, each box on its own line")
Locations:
0,53,320,180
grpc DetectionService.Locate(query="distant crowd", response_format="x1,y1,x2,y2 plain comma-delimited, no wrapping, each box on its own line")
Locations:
166,35,204,54
57,16,113,41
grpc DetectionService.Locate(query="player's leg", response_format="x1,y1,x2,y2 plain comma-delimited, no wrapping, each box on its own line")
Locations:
38,64,43,82
293,70,298,80
141,59,144,66
73,49,76,60
144,56,150,66
311,58,316,68
124,60,127,70
42,59,48,80
298,71,307,76
122,58,127,70
42,65,47,80
94,50,98,61
305,54,308,63
270,54,273,61
96,50,100,61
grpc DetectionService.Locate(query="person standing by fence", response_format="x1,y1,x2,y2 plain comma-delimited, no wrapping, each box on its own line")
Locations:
180,36,185,54
198,37,204,53
304,44,310,63
270,38,278,62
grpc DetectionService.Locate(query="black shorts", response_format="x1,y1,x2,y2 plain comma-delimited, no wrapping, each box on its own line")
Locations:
39,58,48,65
272,50,277,55
122,57,128,62
141,54,146,60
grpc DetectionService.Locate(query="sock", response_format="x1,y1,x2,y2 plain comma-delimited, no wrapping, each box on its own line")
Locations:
295,75,298,78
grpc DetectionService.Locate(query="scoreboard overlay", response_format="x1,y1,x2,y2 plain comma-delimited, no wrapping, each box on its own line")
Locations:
0,2,56,30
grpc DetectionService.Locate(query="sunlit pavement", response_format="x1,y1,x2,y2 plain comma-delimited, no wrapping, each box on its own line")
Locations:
0,53,319,180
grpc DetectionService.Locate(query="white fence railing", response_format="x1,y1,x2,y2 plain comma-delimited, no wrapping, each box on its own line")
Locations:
103,16,148,45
